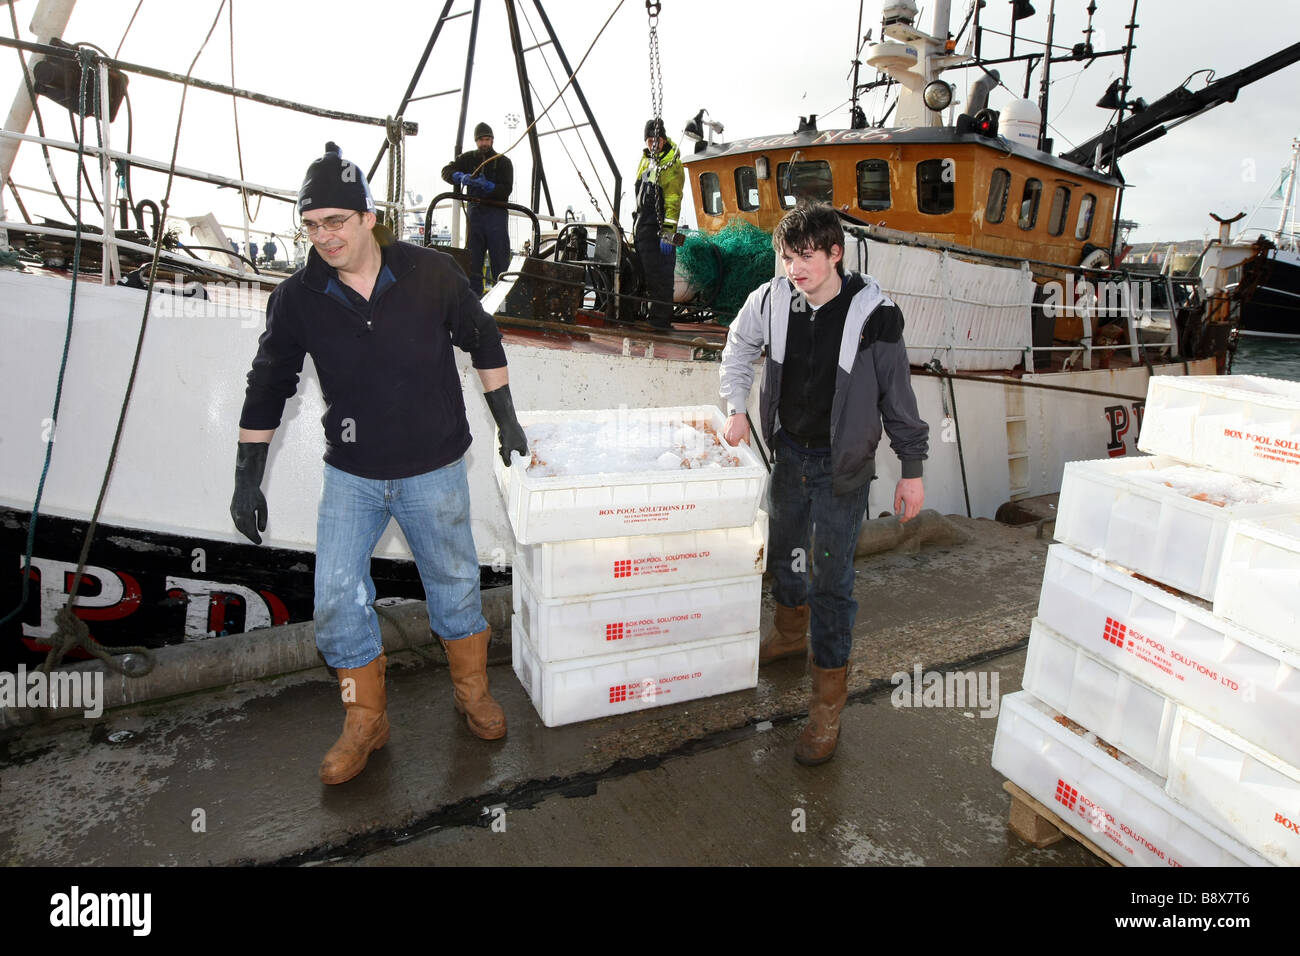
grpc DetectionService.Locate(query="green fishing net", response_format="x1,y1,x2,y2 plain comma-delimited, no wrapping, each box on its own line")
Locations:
676,219,775,323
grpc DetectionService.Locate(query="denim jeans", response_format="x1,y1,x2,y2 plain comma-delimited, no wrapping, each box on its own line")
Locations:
467,206,511,296
314,458,487,669
767,441,873,669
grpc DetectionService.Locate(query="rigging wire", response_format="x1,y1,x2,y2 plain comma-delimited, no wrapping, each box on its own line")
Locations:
15,0,232,677
5,174,31,221
227,0,261,223
476,0,626,180
114,0,145,59
65,104,103,215
1,48,95,638
516,1,616,220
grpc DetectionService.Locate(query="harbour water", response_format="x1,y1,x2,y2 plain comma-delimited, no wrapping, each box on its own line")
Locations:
1229,335,1300,380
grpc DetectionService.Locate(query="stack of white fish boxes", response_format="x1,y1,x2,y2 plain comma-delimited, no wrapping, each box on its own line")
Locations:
993,374,1300,866
493,405,769,727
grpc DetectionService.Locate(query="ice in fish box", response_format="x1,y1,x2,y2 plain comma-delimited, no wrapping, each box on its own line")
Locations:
1130,464,1285,509
525,415,742,477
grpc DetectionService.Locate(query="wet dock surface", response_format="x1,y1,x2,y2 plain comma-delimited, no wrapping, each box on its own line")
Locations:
0,514,1102,866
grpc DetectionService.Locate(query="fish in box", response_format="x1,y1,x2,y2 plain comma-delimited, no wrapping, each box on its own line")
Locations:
492,405,768,545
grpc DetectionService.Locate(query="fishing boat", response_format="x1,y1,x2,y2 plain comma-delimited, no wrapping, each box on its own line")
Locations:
1197,137,1300,340
1,0,1297,674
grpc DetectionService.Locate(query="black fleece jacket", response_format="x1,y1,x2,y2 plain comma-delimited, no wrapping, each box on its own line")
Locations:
239,233,508,480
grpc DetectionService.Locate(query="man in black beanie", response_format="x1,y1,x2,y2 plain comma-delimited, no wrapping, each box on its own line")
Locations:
231,142,529,785
441,122,514,295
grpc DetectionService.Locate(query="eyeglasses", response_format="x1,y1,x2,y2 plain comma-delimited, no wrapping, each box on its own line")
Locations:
301,212,358,236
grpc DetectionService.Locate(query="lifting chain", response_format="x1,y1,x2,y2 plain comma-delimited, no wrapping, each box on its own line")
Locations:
644,0,666,228
646,1,665,137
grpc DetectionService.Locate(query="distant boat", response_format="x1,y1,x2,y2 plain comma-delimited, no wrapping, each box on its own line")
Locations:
1200,138,1300,340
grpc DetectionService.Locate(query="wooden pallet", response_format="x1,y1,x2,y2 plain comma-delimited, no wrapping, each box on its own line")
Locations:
1003,781,1124,866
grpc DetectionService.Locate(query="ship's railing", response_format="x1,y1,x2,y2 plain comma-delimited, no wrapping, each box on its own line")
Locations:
0,31,419,282
0,128,425,282
842,219,1200,371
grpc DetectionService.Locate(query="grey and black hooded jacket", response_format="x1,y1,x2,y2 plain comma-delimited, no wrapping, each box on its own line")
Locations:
719,272,929,495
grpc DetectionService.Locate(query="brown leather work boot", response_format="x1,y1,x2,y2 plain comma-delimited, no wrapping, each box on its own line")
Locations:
794,662,848,766
759,603,810,664
440,628,507,740
319,654,390,785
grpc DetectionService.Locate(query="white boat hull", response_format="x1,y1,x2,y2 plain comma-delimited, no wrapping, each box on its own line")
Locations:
0,267,1213,564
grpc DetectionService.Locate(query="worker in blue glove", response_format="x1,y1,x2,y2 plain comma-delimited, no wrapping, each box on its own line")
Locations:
633,118,684,329
441,122,514,295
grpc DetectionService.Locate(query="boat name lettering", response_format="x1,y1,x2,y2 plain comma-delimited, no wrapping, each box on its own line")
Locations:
711,128,894,156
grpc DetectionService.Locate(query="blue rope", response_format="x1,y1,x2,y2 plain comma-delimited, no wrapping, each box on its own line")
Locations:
0,49,95,632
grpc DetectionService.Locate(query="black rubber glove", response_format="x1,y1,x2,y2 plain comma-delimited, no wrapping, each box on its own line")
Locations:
230,442,269,544
483,384,528,467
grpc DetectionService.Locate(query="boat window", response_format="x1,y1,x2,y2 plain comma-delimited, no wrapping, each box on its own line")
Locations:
1018,178,1042,230
856,159,890,211
700,172,724,216
777,160,833,208
986,168,1011,224
916,159,955,215
1076,193,1096,240
734,166,760,211
1048,186,1071,236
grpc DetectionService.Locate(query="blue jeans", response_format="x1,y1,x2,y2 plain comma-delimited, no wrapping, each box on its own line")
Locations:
767,440,873,669
314,459,487,669
467,207,511,296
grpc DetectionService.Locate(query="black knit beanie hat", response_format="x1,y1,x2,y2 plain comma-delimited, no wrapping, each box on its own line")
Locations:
643,118,666,140
297,142,376,214
474,122,493,139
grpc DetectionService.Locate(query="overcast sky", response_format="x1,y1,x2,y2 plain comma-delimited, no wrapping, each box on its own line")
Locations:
3,0,1298,249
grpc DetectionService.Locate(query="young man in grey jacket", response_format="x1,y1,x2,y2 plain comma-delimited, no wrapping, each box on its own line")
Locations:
720,202,928,765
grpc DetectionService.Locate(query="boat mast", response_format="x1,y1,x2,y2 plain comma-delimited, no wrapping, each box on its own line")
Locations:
504,0,553,217
1035,0,1056,152
1276,137,1299,249
849,0,864,127
1108,0,1140,263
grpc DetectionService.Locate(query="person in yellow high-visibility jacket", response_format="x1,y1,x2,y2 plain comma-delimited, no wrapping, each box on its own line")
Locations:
633,118,684,329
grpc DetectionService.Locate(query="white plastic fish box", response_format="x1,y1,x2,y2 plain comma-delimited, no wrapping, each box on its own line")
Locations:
991,691,1268,866
1166,708,1300,868
494,405,767,545
514,511,768,600
1213,513,1300,654
513,560,761,662
1139,374,1300,487
1023,617,1177,777
511,615,758,727
1053,454,1300,599
1037,543,1300,769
